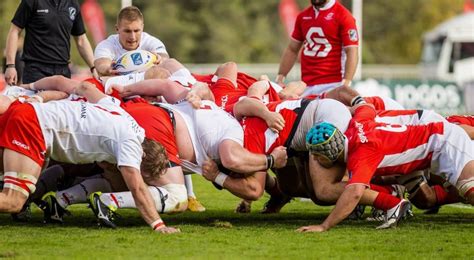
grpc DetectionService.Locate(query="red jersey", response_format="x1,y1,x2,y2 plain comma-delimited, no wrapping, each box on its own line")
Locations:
346,106,444,186
242,99,311,154
123,102,180,165
292,2,358,86
446,115,474,126
364,96,386,110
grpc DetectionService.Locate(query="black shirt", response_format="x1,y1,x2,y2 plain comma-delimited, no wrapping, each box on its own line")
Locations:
12,0,86,65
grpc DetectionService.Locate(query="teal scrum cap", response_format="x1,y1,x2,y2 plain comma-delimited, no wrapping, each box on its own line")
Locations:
306,122,345,163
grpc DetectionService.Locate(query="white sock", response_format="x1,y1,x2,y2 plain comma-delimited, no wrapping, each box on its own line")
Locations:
100,187,166,210
56,178,112,208
184,175,195,198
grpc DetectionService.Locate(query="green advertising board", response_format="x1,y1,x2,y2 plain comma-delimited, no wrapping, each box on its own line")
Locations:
354,78,466,115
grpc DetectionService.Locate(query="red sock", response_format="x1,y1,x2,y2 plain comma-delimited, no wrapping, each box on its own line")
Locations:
370,184,393,194
373,192,401,211
433,185,460,205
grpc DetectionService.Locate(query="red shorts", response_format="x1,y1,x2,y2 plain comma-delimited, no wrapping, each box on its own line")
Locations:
0,103,46,166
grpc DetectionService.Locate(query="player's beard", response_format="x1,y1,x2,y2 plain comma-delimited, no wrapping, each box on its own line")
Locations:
311,0,328,9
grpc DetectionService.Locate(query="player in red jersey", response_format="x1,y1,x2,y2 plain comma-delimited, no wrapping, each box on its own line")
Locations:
298,104,474,232
276,0,359,96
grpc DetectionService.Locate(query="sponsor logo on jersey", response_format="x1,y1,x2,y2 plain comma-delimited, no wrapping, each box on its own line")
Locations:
349,29,358,42
302,16,313,20
355,122,368,143
37,9,49,14
68,7,76,20
220,95,228,110
131,53,144,66
12,140,30,150
324,13,334,21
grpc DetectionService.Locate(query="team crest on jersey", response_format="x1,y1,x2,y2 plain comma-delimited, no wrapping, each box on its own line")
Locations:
349,29,358,42
324,13,334,21
68,7,76,20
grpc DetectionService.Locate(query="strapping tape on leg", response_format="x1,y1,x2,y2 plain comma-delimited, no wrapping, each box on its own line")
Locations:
3,172,38,197
456,177,474,198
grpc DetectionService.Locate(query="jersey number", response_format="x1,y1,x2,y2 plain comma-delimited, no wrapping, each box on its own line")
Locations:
375,125,408,133
304,27,332,58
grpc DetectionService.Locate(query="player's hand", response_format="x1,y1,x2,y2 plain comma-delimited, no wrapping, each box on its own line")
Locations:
264,111,285,133
106,61,120,76
270,146,287,168
202,159,219,182
155,226,181,234
275,74,286,88
186,91,202,109
5,67,17,85
296,225,327,233
153,53,163,65
91,67,100,79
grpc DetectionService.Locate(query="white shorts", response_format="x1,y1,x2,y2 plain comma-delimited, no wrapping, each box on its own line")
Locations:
104,72,146,94
150,183,187,213
433,122,474,185
301,82,341,97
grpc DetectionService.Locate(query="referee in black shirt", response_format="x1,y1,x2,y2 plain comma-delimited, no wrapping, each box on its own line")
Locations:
4,0,97,85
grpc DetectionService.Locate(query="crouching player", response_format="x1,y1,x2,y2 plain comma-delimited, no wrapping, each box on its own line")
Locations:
0,82,179,233
298,104,474,232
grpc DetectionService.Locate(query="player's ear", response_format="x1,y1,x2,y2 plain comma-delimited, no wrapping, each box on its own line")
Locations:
142,151,147,159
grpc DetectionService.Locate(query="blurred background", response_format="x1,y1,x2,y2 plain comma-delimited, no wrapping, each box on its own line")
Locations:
1,0,473,114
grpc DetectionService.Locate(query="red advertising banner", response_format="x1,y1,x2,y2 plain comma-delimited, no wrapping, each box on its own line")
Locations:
81,0,106,44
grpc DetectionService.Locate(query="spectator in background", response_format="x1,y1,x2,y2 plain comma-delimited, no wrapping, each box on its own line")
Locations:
93,6,169,76
4,0,97,85
276,0,359,96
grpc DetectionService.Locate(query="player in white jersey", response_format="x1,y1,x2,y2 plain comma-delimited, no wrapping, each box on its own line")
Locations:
0,82,179,233
94,6,169,76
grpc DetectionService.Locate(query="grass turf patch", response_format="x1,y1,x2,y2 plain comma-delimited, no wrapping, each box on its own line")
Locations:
0,176,472,259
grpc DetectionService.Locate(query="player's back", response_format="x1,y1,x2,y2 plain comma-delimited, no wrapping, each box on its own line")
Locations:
31,98,144,165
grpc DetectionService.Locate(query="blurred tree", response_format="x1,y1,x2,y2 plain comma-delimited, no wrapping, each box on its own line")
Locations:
0,0,468,65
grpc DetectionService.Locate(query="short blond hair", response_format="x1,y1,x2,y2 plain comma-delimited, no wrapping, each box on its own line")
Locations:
117,6,143,24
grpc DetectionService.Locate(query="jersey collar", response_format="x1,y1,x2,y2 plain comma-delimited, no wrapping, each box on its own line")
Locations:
312,0,336,15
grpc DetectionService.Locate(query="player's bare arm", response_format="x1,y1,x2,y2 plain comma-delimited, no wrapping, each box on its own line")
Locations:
233,97,285,132
276,40,303,86
95,57,119,76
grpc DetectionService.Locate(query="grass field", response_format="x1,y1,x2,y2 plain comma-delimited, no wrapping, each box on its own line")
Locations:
0,176,473,259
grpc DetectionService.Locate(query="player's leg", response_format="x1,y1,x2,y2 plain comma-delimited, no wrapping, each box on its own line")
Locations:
0,149,41,213
185,174,206,212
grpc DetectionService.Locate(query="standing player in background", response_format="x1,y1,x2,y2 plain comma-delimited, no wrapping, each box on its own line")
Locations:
276,0,359,96
4,0,97,85
94,6,169,76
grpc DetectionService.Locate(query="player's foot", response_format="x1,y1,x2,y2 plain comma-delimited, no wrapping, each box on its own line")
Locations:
261,194,291,214
40,192,71,224
11,202,32,222
187,197,206,212
89,192,118,228
347,205,366,220
376,199,411,229
235,200,251,213
366,207,385,222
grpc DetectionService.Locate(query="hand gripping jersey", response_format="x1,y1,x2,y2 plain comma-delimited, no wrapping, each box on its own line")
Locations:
292,1,358,86
345,106,473,187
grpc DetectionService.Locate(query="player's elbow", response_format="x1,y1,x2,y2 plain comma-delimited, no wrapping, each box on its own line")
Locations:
241,180,264,201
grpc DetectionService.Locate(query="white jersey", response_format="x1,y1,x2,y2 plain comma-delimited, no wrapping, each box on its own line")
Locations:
31,97,145,169
104,72,146,94
161,101,243,165
94,32,168,60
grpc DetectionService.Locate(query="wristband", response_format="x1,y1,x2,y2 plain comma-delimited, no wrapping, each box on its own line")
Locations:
214,172,228,187
90,66,96,73
151,219,165,230
265,154,274,169
6,64,15,68
350,96,366,106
